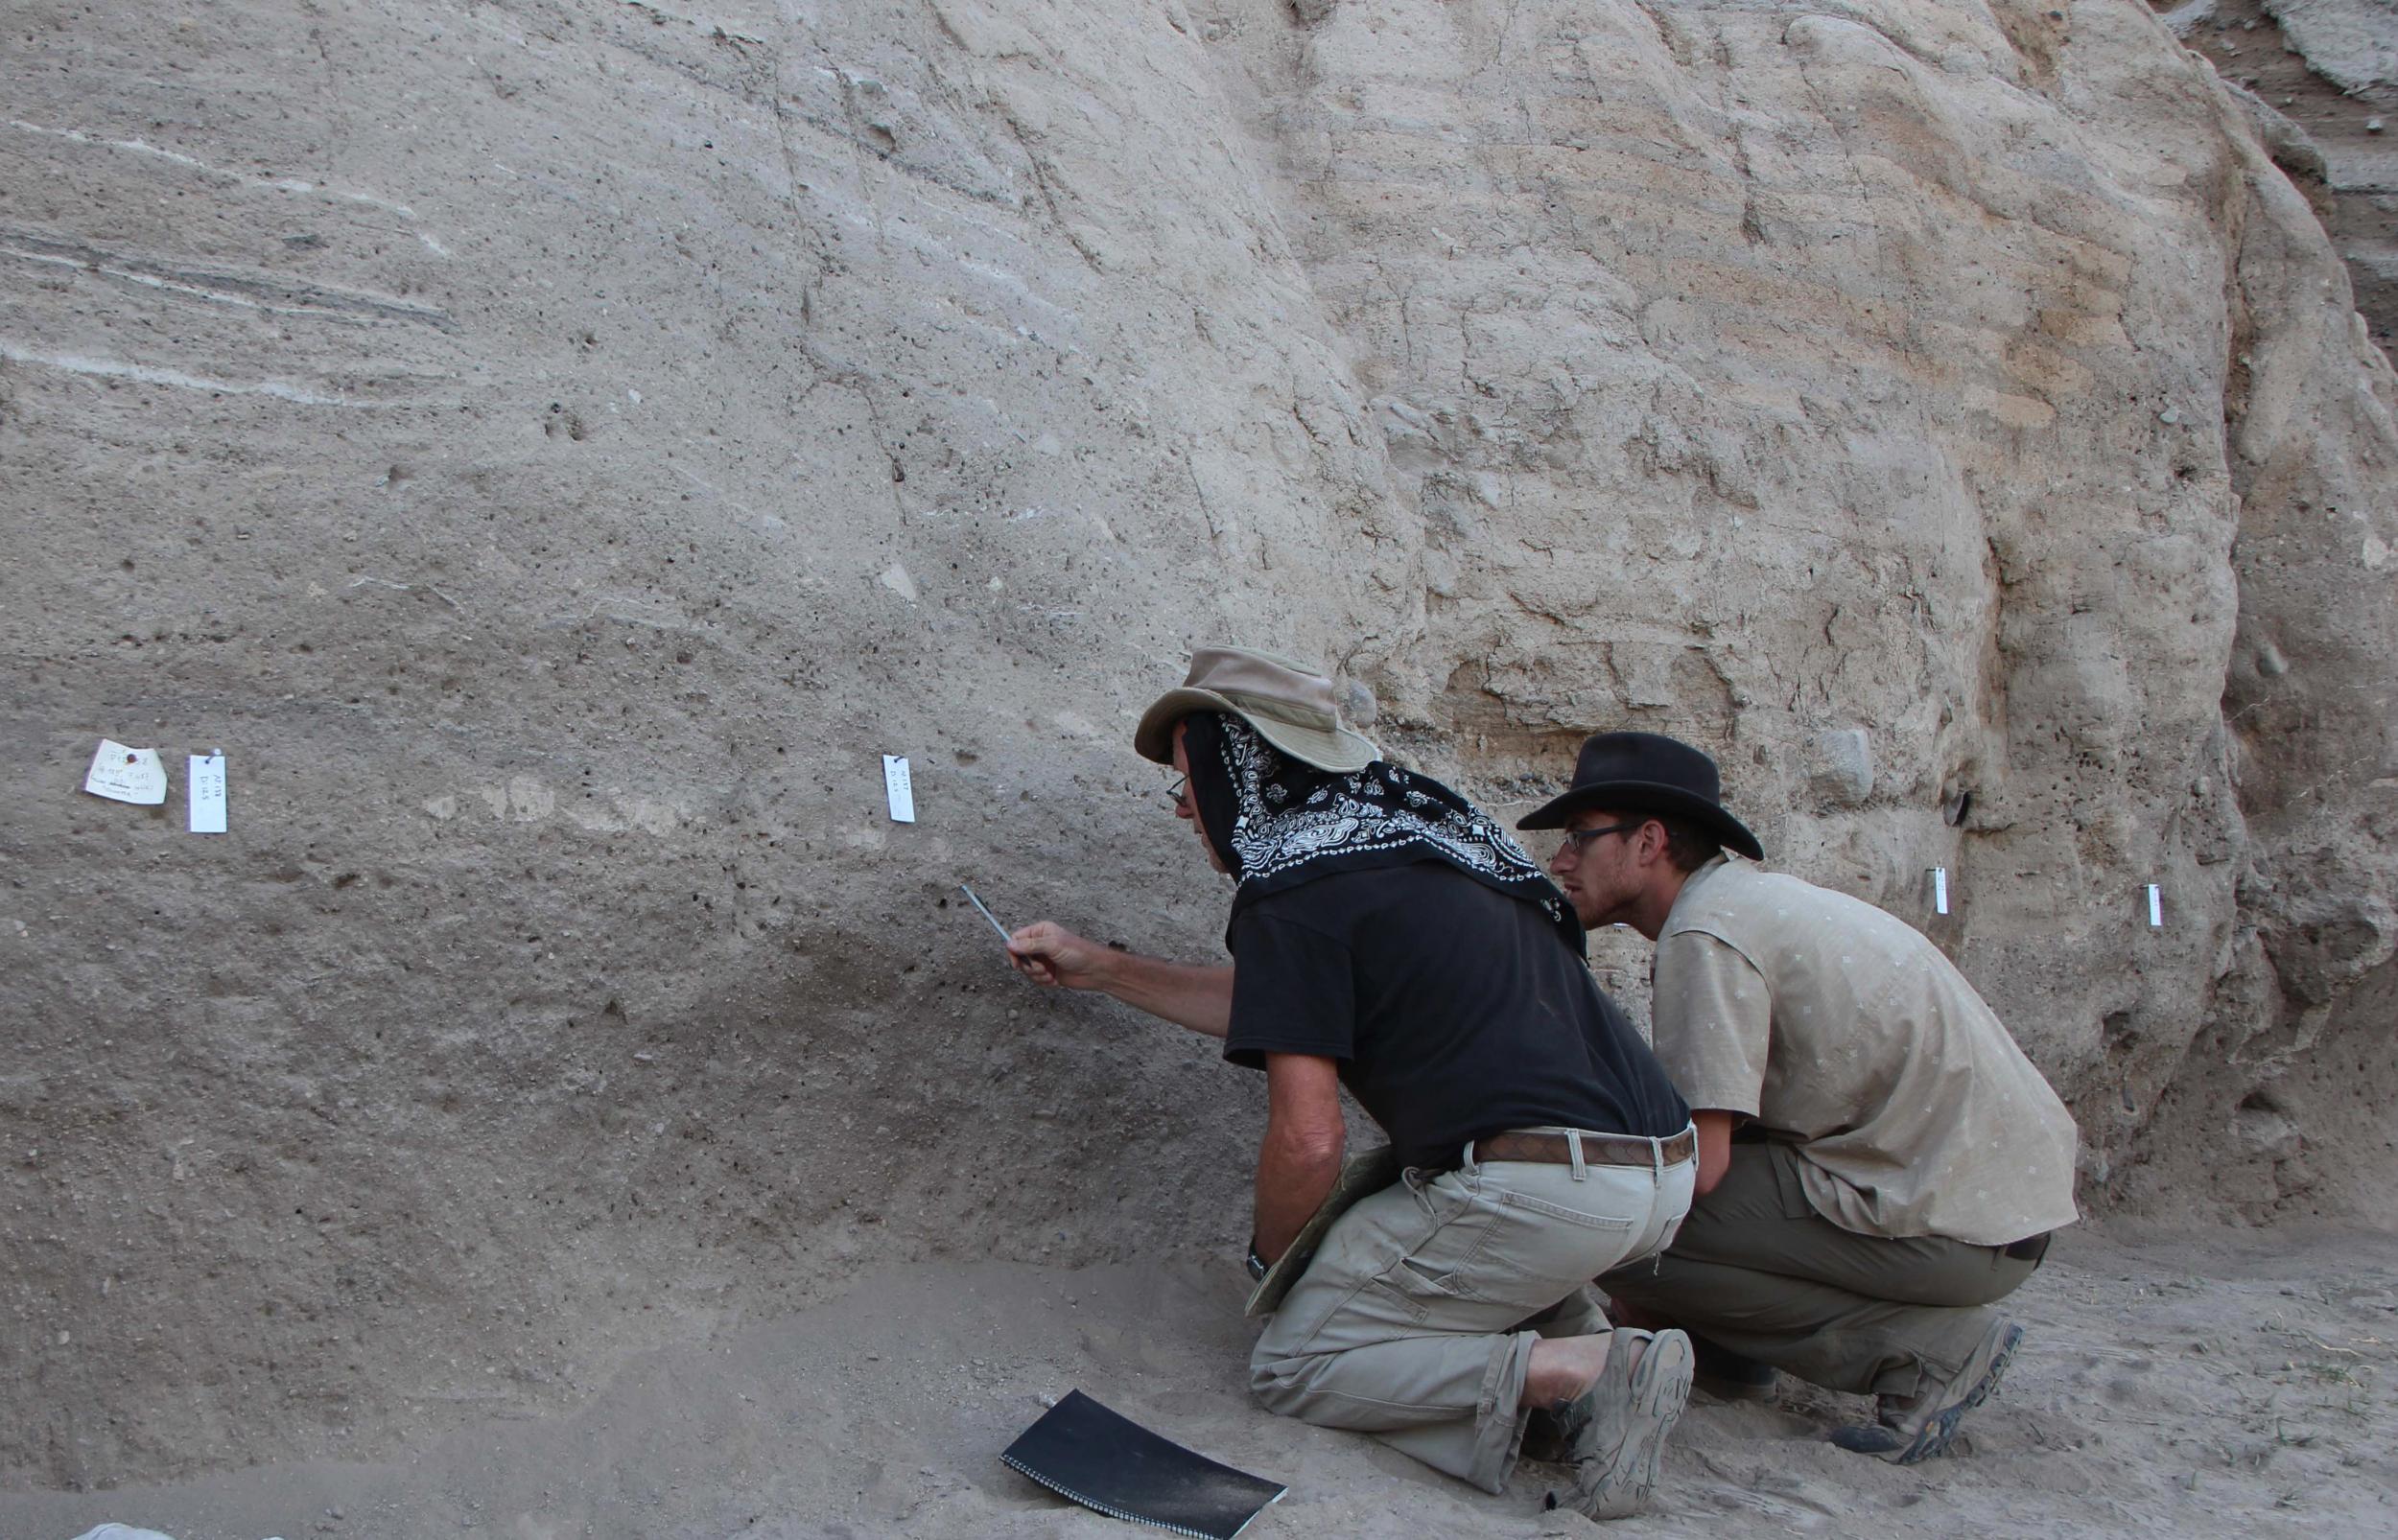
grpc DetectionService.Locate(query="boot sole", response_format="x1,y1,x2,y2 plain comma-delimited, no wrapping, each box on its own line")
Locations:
1551,1328,1695,1520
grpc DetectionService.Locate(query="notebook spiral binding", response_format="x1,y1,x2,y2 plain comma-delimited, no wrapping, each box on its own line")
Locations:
1000,1451,1284,1539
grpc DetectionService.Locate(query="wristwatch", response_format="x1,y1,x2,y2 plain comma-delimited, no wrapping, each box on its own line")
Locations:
1245,1242,1270,1282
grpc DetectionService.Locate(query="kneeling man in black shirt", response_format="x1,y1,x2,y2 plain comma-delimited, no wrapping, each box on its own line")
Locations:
1008,646,1700,1519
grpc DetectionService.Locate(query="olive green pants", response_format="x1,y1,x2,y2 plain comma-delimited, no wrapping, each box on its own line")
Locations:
1597,1142,2041,1403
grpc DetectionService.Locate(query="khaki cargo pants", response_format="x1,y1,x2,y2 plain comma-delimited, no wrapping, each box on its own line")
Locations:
1250,1129,1697,1493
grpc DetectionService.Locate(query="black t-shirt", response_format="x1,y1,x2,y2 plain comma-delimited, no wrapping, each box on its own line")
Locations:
1223,860,1690,1169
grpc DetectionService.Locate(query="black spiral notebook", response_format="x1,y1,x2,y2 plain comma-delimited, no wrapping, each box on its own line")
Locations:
1000,1389,1287,1539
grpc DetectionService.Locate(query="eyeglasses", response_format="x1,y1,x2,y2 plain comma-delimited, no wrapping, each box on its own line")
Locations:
1162,775,1189,815
1555,822,1644,856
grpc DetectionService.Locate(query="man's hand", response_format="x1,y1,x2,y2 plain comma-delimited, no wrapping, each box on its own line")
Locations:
1006,922,1116,992
1003,922,1235,1038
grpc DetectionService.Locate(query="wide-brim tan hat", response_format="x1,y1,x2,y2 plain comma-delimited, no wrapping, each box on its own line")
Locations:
1134,645,1379,773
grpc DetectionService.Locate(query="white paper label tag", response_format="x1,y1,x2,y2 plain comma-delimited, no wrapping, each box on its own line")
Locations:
189,755,227,833
882,755,916,824
2147,884,2163,928
83,739,168,805
1933,868,1949,916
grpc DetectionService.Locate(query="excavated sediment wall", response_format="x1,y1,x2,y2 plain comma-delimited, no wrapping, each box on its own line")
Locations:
2,0,2393,1489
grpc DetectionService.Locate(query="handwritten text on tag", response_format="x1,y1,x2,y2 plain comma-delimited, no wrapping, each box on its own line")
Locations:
190,755,227,834
84,740,167,805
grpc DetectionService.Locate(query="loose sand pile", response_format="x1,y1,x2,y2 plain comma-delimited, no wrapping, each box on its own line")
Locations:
4,1225,2389,1540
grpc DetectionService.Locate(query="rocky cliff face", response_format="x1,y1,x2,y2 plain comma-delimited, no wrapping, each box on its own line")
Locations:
3,0,2392,1488
2164,0,2398,364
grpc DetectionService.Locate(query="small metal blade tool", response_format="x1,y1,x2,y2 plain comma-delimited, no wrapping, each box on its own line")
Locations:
958,883,1011,944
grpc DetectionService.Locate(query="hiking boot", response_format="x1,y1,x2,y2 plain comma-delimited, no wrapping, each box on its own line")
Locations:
1544,1328,1694,1520
1692,1335,1776,1402
1829,1318,2023,1464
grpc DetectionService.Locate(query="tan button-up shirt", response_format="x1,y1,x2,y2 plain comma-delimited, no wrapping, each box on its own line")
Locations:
1651,857,2080,1246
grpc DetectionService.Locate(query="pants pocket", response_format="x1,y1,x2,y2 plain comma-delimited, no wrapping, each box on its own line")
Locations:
1765,1143,1819,1220
1372,1187,1507,1308
1497,1191,1637,1229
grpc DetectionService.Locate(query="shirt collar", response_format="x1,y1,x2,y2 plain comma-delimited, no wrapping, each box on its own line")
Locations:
1661,852,1734,933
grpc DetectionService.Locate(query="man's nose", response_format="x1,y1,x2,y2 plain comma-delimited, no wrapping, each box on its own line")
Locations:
1546,844,1572,875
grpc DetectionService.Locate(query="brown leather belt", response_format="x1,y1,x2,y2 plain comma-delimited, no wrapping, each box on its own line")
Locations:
1471,1126,1697,1169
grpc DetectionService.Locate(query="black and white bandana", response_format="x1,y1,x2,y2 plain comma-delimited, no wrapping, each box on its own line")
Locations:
1181,712,1585,957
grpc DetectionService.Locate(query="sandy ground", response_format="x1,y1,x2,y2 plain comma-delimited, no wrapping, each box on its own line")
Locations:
2,1225,2391,1540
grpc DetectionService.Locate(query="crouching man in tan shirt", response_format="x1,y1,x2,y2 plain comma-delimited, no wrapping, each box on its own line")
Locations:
1519,731,2081,1464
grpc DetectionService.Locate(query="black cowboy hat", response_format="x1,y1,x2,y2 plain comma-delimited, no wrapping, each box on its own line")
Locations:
1516,731,1764,860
